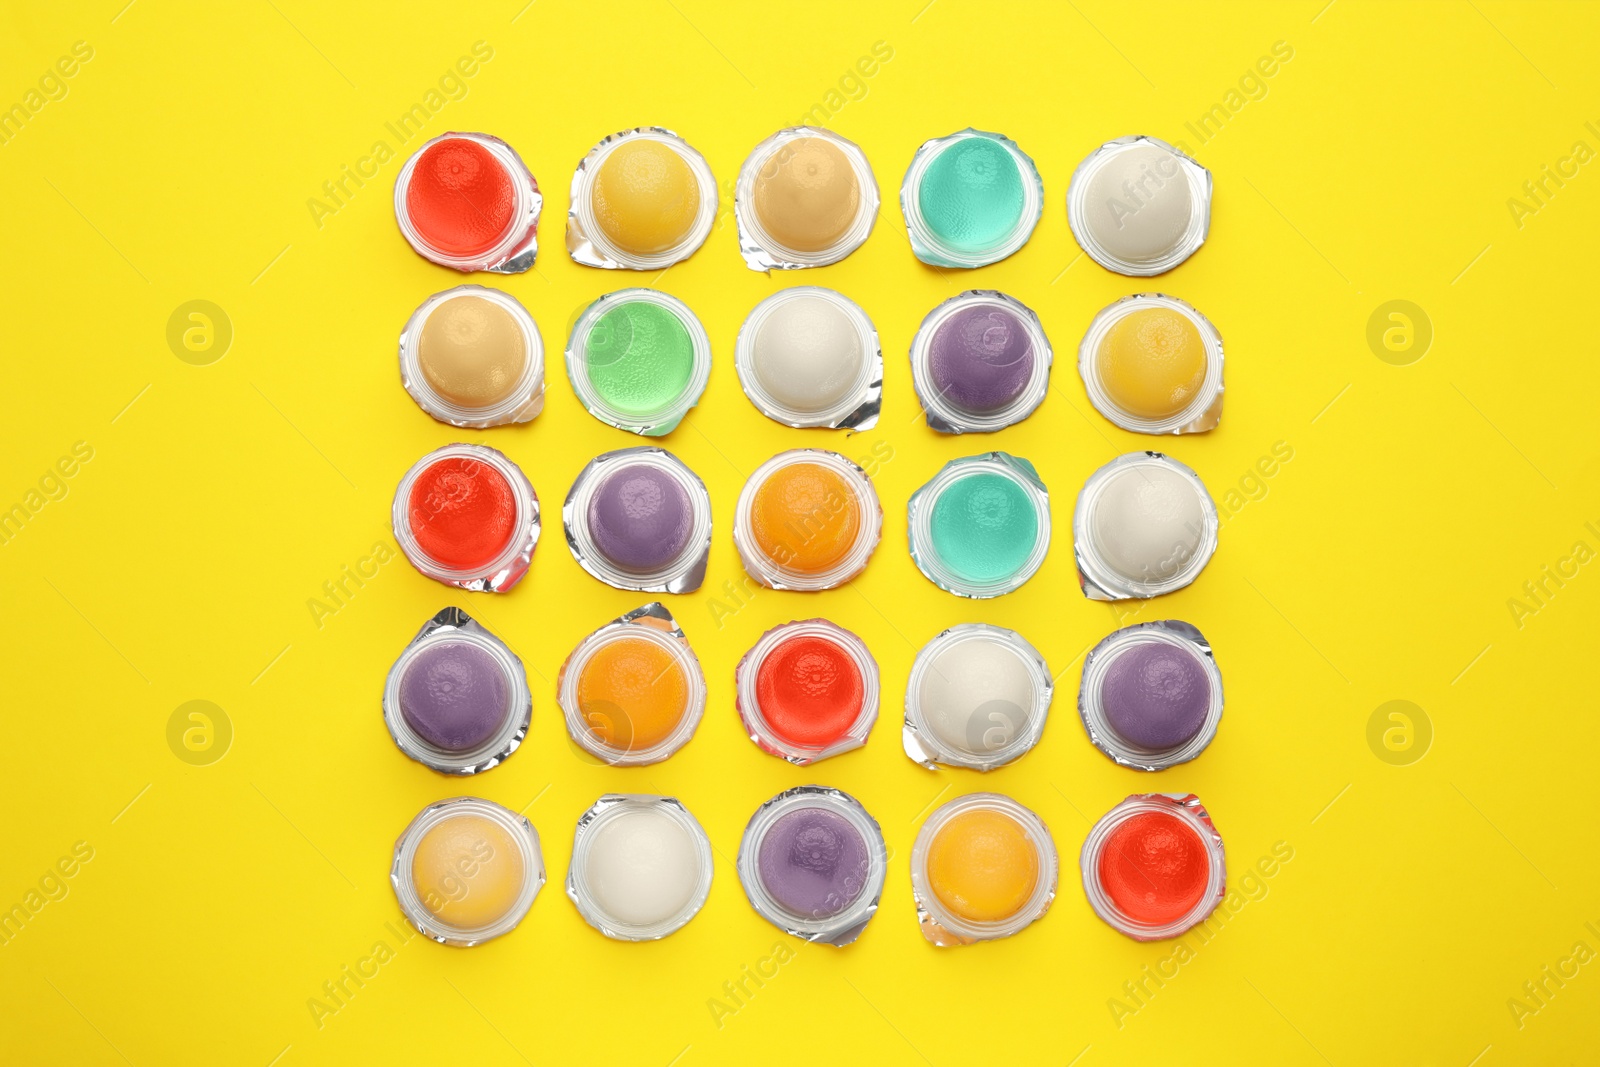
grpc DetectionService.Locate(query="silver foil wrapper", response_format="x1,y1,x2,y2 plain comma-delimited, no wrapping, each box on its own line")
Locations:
907,452,1050,599
1066,134,1211,277
736,786,887,947
398,285,546,429
1077,293,1223,435
562,447,712,594
899,128,1044,269
566,794,714,941
1080,793,1227,942
565,127,717,271
735,619,879,765
733,287,883,430
391,442,540,593
1079,619,1223,772
556,602,707,767
909,290,1052,435
733,126,879,271
902,622,1053,772
390,796,546,947
393,132,541,274
1072,450,1218,601
382,606,532,775
910,792,1058,947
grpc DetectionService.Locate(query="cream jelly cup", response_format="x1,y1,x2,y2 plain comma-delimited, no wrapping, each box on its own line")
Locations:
903,623,1054,772
567,794,714,941
1067,134,1211,277
1073,452,1217,601
735,287,882,430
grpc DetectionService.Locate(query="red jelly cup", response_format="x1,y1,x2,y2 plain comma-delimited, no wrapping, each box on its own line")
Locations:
1080,793,1226,941
394,132,541,273
735,619,879,765
392,443,540,592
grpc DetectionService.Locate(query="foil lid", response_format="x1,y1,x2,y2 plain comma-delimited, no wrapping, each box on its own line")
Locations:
566,794,715,941
901,622,1054,772
910,290,1053,435
899,128,1044,269
733,126,880,272
1077,293,1223,435
910,792,1058,947
562,447,712,594
736,785,887,947
1066,134,1212,278
735,619,879,765
1078,619,1222,772
393,132,541,274
556,602,706,767
398,285,545,429
614,600,684,636
1072,450,1218,602
565,127,717,271
831,381,883,432
381,606,532,775
906,451,1050,599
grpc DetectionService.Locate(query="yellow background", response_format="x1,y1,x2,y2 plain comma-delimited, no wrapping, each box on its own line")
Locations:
3,1,1597,1063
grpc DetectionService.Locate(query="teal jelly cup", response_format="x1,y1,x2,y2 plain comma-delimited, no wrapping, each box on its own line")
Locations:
565,289,712,436
907,452,1050,598
900,129,1044,269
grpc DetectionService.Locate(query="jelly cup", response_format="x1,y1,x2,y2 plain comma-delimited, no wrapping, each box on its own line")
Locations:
567,127,717,271
394,132,540,274
391,796,545,947
910,793,1058,946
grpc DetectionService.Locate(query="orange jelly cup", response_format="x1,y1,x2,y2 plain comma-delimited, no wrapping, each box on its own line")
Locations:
734,450,882,591
557,603,706,766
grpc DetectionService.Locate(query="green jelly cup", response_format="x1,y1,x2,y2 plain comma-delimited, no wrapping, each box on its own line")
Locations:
900,129,1043,269
565,289,712,437
908,452,1051,599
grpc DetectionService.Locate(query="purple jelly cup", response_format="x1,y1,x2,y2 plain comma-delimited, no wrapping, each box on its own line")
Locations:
1078,620,1222,771
382,607,532,775
909,291,1052,434
563,447,712,594
736,786,887,947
